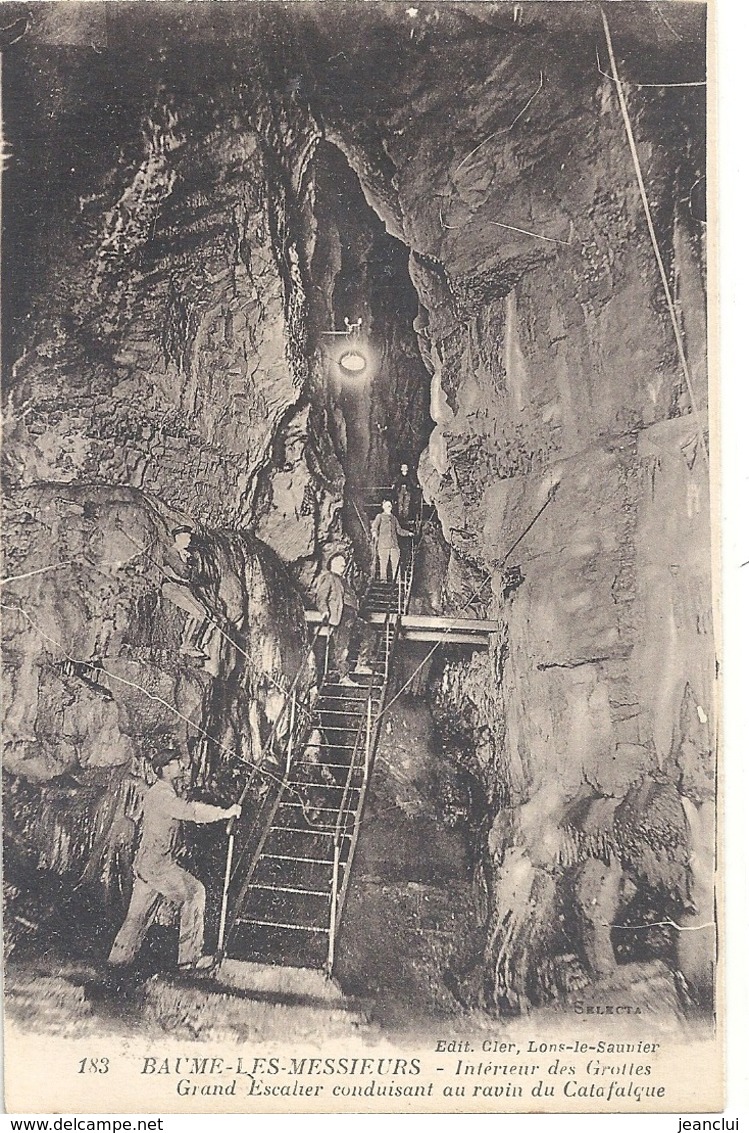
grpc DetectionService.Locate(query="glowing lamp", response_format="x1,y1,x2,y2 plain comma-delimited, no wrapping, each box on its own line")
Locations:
338,350,367,375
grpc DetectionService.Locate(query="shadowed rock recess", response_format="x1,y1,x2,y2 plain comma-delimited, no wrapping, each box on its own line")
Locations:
2,2,712,1019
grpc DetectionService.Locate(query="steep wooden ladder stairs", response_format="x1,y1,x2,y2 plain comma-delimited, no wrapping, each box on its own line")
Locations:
218,521,417,976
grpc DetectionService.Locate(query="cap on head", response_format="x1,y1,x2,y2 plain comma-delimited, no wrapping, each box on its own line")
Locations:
171,525,193,538
151,745,182,774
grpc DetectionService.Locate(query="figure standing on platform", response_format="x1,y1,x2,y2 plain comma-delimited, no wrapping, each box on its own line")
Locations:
108,743,241,974
315,553,374,687
161,525,220,667
393,462,419,525
371,498,412,581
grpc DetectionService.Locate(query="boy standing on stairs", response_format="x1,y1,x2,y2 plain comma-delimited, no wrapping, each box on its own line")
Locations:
315,552,373,687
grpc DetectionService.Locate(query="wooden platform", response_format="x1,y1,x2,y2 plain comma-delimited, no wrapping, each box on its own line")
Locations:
305,609,495,646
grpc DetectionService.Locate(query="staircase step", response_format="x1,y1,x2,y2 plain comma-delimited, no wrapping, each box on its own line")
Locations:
283,802,359,815
260,853,339,865
270,813,339,833
233,888,326,924
332,666,386,677
248,883,331,897
264,833,345,862
234,887,331,926
269,824,337,837
326,675,385,687
272,806,344,828
313,708,367,716
272,812,337,833
298,742,358,750
254,856,341,890
318,694,370,703
320,686,375,696
295,761,363,770
316,694,370,703
233,918,328,933
286,781,359,792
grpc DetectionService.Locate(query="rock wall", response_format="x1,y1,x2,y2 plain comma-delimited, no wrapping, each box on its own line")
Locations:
3,28,350,570
3,3,714,1009
3,27,338,919
2,483,310,925
338,6,712,1007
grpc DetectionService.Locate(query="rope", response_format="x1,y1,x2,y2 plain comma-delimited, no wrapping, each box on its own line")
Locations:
1,541,343,825
453,70,544,177
600,6,709,469
351,499,370,538
1,601,242,767
487,219,574,247
3,524,328,806
7,549,403,961
595,47,706,88
0,599,313,806
408,496,429,560
0,547,146,587
2,592,330,954
1,560,81,586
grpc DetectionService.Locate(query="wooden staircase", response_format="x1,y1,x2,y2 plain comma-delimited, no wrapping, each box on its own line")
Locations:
223,622,395,972
220,502,417,975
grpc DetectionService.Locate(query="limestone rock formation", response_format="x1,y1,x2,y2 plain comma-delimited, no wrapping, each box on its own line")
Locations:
3,3,713,1013
2,483,309,919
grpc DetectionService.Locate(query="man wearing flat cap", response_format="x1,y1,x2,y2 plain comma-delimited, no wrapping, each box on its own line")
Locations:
108,742,241,973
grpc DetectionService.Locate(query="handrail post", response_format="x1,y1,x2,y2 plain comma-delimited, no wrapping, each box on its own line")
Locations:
285,690,296,778
327,839,340,977
364,696,373,783
216,825,236,955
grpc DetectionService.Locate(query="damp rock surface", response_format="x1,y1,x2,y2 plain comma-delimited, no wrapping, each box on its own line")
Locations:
3,2,713,1020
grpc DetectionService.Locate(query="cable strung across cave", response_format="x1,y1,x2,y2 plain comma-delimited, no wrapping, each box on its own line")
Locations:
600,6,709,469
0,596,323,813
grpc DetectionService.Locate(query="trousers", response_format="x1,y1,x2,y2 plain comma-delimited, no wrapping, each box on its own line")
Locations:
377,545,400,580
331,606,372,678
108,862,206,967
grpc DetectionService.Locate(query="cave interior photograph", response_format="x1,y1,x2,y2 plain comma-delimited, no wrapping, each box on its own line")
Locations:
0,0,715,1047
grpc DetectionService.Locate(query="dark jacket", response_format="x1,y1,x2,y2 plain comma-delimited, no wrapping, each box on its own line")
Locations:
316,570,358,627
